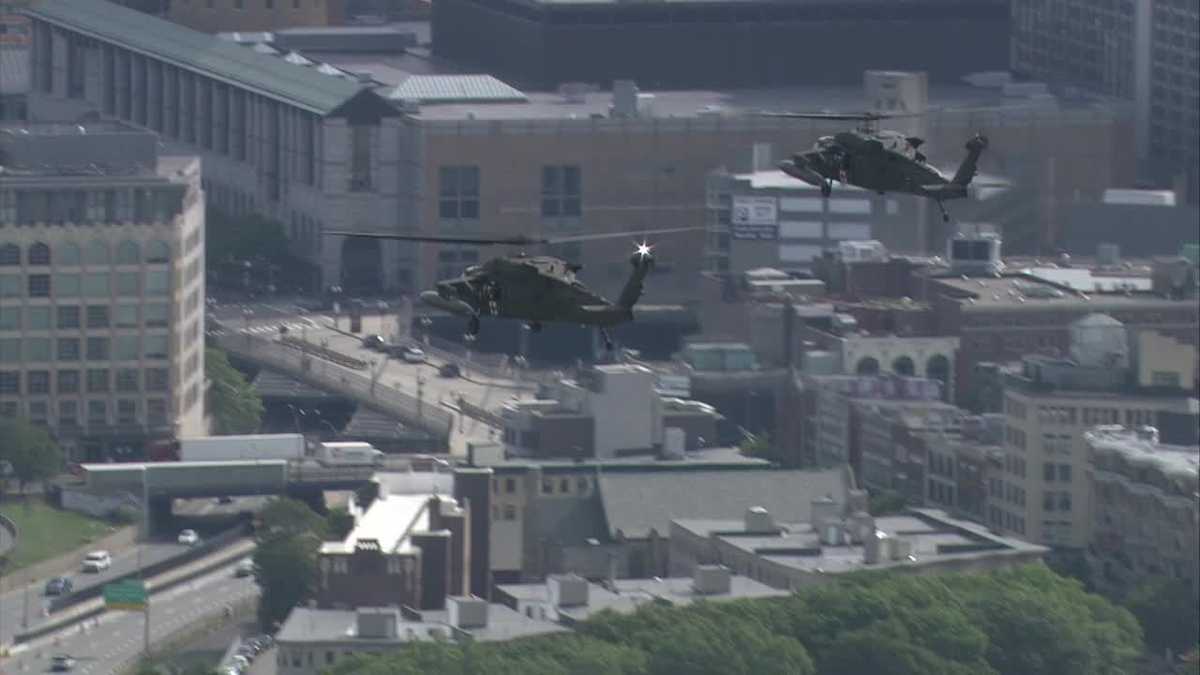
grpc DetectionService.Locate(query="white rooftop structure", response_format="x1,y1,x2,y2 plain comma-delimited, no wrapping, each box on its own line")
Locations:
1085,426,1200,479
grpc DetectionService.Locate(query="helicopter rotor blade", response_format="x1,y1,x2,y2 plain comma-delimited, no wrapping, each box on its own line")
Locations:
757,110,930,121
541,226,704,245
323,231,547,246
326,226,704,247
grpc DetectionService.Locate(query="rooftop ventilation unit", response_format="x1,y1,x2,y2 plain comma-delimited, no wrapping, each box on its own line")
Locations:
548,574,589,607
692,565,732,595
356,607,400,638
744,506,777,534
447,596,489,629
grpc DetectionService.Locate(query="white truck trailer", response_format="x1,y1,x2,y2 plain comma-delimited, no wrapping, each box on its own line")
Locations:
178,433,306,462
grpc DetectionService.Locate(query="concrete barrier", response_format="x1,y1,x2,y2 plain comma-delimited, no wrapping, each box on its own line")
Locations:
0,512,17,558
45,524,249,614
0,525,136,591
13,535,255,645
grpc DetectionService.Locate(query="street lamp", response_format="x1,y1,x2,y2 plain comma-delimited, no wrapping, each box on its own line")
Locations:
416,374,426,422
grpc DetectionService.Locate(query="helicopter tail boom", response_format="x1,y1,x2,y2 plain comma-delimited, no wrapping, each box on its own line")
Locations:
778,157,826,188
616,244,656,312
419,290,475,316
951,134,989,187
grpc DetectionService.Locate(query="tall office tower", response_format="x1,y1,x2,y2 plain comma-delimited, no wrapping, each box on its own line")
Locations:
0,121,207,461
1011,0,1199,202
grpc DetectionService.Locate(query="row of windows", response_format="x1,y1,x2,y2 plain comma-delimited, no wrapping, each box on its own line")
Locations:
0,335,171,364
1,397,169,427
0,189,184,228
1042,490,1074,512
0,304,169,331
0,270,170,300
0,366,169,395
436,165,583,220
1042,462,1073,483
0,239,171,266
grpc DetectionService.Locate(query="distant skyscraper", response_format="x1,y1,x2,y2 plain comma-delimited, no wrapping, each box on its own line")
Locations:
0,122,207,461
1011,0,1199,203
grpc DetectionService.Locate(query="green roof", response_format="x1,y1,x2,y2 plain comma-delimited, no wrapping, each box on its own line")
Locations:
25,0,367,115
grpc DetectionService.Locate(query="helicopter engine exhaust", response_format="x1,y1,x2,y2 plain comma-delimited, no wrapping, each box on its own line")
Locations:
778,157,825,188
419,290,475,316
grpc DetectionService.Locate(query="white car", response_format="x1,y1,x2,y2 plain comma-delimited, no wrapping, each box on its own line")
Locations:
177,529,200,546
81,550,111,573
401,346,425,363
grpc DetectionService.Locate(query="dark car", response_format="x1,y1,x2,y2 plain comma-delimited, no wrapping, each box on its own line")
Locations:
44,576,73,596
438,363,461,378
362,334,386,351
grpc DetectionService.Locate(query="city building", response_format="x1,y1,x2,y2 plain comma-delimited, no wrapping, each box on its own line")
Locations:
704,149,1012,277
993,320,1199,548
23,2,1137,305
498,363,722,459
275,598,566,675
0,121,206,460
496,567,787,625
919,234,1200,402
1010,0,1199,202
169,0,347,34
480,457,851,584
670,506,1047,590
317,487,469,610
1084,426,1199,597
1058,190,1200,259
0,0,32,120
432,0,1010,90
856,399,971,506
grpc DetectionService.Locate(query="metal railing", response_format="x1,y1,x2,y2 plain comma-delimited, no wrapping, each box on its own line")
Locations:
214,331,454,446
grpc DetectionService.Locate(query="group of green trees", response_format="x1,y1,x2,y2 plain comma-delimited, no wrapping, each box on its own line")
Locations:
252,497,355,631
205,346,264,435
0,417,63,497
325,564,1145,675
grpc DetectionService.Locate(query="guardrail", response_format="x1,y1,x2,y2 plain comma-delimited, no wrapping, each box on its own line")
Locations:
40,524,250,618
214,331,453,446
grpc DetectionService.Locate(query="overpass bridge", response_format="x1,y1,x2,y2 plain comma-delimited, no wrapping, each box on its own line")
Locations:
76,460,379,531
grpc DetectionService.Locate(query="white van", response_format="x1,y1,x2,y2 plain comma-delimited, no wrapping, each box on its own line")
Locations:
316,442,384,467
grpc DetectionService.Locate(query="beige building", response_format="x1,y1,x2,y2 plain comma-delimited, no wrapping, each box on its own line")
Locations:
169,0,346,33
0,121,206,461
1084,426,1199,597
993,318,1199,548
24,1,1137,306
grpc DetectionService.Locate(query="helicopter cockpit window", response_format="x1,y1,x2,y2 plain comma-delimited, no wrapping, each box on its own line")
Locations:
465,265,482,275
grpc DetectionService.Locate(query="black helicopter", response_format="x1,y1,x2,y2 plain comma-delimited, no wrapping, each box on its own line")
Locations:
761,111,989,222
325,227,701,350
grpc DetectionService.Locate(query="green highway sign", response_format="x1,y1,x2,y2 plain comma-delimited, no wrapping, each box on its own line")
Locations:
103,579,147,610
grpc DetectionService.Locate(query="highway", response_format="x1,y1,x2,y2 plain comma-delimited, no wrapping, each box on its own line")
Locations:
210,301,538,457
0,542,189,646
3,557,258,674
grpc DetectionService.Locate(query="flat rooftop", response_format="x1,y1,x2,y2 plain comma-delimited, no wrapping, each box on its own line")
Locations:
1085,428,1200,479
931,274,1184,309
407,83,1123,122
320,493,431,555
676,509,1046,575
277,605,566,644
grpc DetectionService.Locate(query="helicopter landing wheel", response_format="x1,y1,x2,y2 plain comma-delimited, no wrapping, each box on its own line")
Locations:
465,315,480,341
820,181,832,198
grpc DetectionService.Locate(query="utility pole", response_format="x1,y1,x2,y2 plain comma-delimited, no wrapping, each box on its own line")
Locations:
417,375,426,422
141,468,150,657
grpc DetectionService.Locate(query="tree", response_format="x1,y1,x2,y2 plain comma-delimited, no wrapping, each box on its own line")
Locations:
254,497,326,630
325,507,355,541
0,417,64,494
737,432,775,462
206,347,263,435
1124,577,1200,653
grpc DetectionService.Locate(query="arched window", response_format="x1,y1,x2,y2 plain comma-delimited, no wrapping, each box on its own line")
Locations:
115,240,140,265
926,355,952,401
85,240,110,265
892,356,915,376
28,242,51,266
145,240,170,263
0,244,19,266
856,357,880,375
58,242,81,265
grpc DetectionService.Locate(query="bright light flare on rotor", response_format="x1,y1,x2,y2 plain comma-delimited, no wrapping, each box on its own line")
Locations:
634,241,654,260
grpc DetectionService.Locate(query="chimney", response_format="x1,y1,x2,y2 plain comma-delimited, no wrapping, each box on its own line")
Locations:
412,530,451,610
447,595,489,629
810,496,840,531
452,467,493,600
355,607,400,638
612,80,639,118
743,506,777,534
692,565,732,596
548,574,589,607
751,142,773,172
1135,425,1159,445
